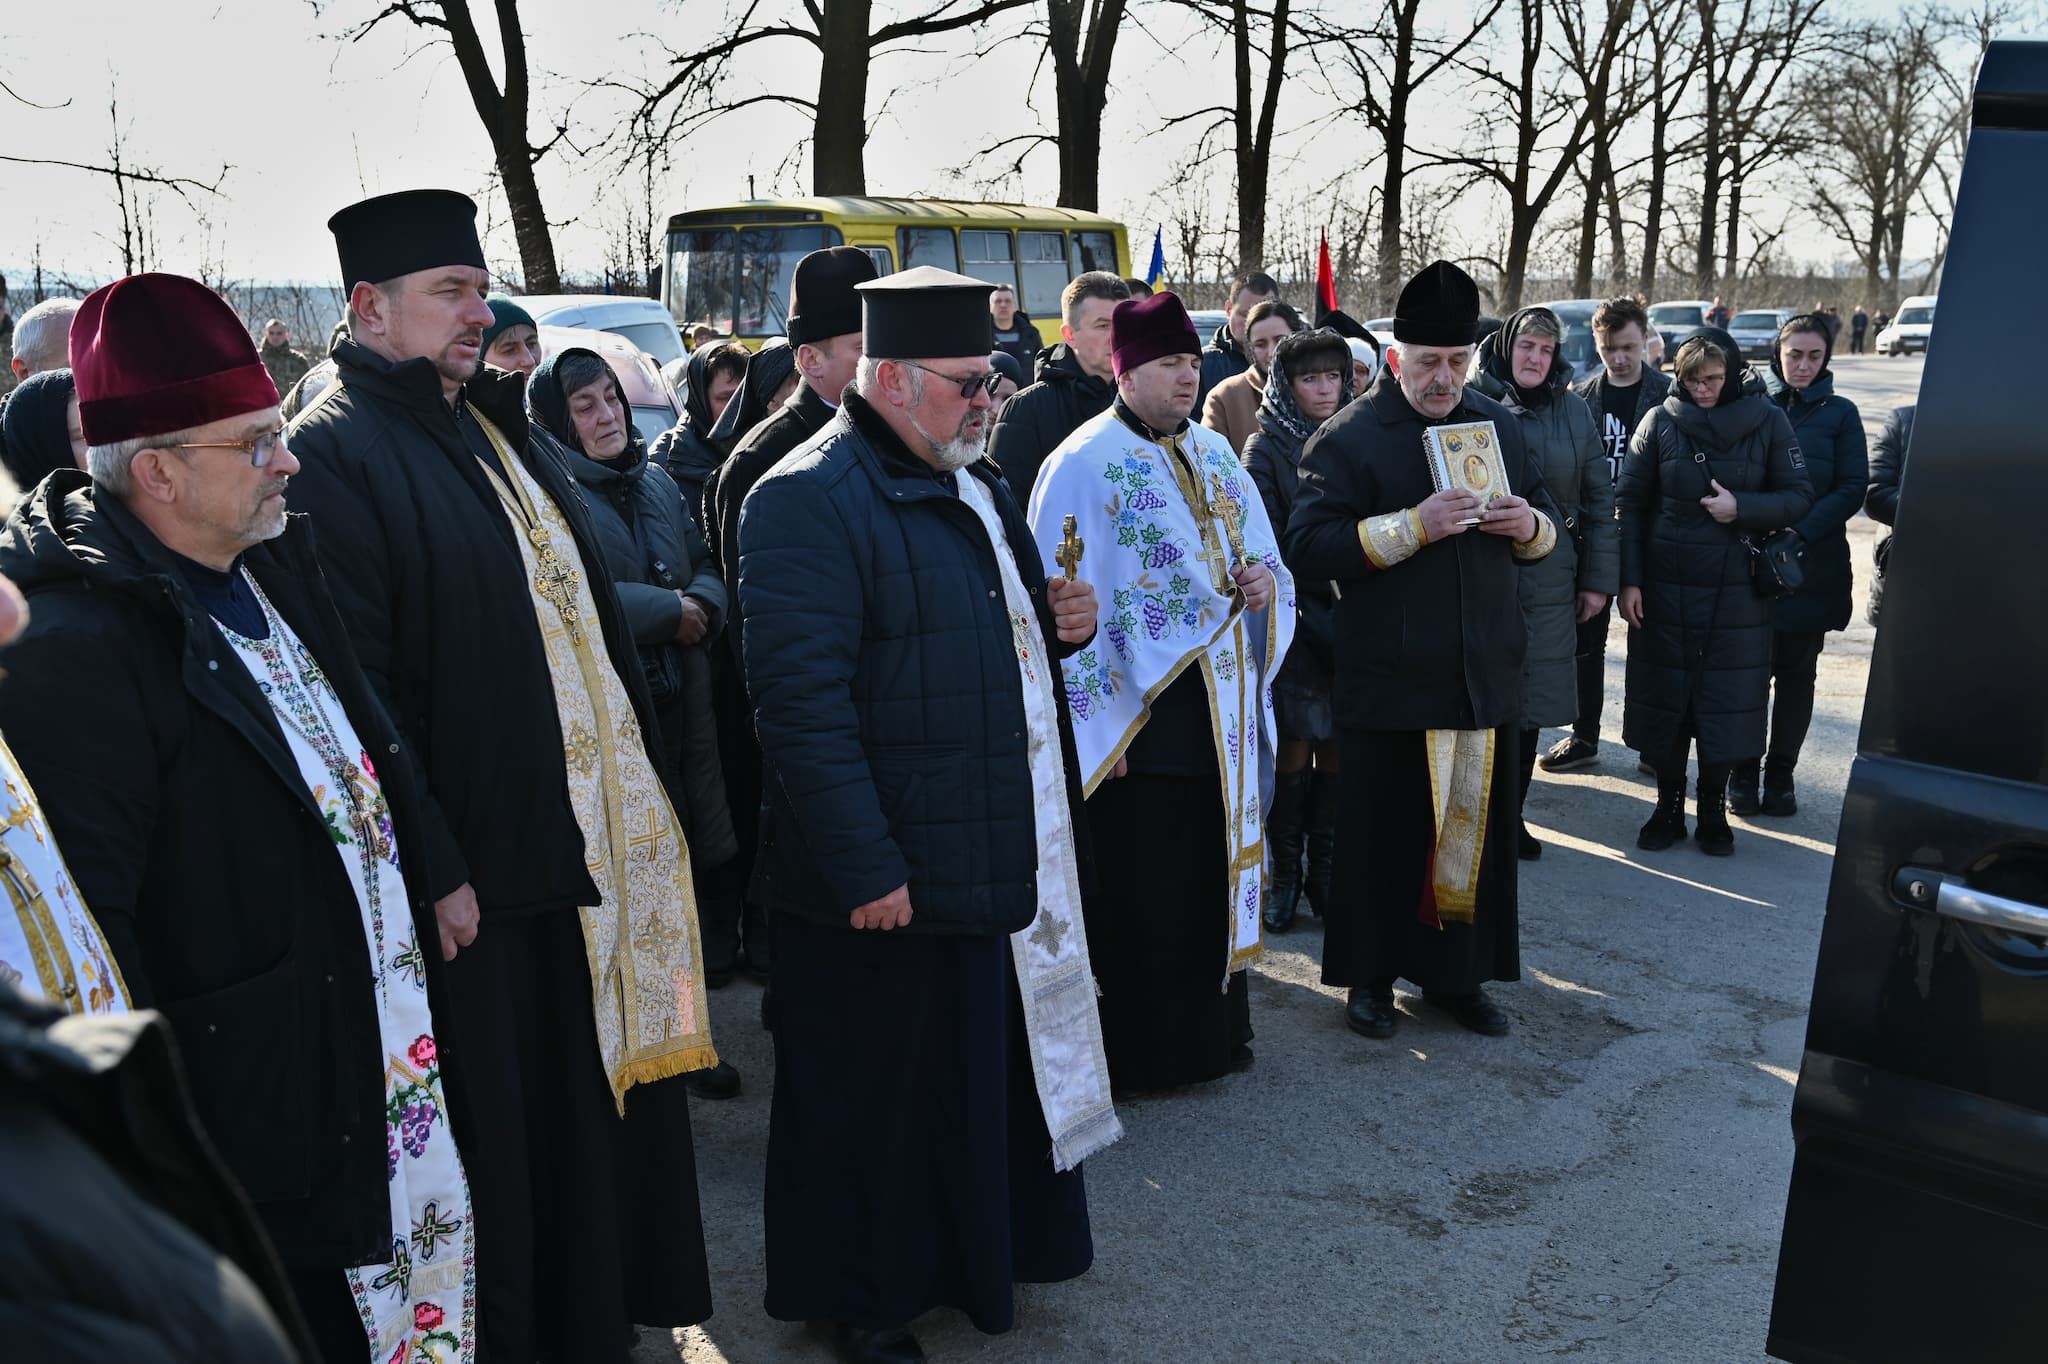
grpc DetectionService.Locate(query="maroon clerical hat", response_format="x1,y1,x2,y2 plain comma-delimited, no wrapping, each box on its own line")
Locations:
1110,291,1202,379
70,273,280,447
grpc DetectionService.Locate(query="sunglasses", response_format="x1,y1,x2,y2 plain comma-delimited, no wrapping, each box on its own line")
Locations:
899,361,1003,400
169,427,288,469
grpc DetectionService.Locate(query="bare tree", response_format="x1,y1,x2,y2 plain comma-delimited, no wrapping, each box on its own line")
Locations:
1632,0,1705,297
1045,0,1129,210
1915,0,2018,287
328,0,569,291
1552,0,1654,295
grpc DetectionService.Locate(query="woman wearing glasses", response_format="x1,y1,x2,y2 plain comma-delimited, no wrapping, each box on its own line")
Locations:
1617,329,1813,856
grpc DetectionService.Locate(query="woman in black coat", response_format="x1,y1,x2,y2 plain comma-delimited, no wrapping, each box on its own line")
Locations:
1729,315,1867,817
527,347,746,1093
1618,329,1814,855
0,368,86,492
1243,327,1352,932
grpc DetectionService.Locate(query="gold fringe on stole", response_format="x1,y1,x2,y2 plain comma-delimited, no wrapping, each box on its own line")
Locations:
1423,729,1496,922
1359,507,1428,569
1513,508,1558,561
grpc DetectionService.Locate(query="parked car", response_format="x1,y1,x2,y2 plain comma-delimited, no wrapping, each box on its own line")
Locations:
1875,295,1935,355
1727,308,1796,360
1648,300,1712,367
1186,308,1231,344
520,294,687,368
535,324,680,447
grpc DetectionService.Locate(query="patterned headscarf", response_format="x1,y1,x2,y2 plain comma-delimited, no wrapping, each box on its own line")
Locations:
1256,328,1356,443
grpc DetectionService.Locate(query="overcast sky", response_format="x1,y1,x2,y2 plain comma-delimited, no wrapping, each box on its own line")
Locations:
1,0,1958,293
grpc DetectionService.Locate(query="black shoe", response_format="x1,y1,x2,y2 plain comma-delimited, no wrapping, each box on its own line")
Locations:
1232,1042,1255,1072
1636,757,1658,777
1760,767,1798,816
1345,986,1398,1038
686,1060,743,1101
1517,822,1542,860
705,964,737,990
1263,769,1310,933
1432,990,1511,1037
1727,765,1761,817
815,1323,925,1364
1539,736,1599,772
1695,783,1735,856
1303,769,1340,917
1637,786,1687,851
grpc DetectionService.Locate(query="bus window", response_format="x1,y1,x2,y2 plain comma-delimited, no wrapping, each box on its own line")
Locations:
1018,230,1068,317
734,225,840,334
670,228,737,332
1071,230,1119,276
900,227,959,271
960,229,1018,293
861,245,894,277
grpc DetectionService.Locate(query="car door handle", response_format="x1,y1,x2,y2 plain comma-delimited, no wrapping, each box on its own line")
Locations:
1899,867,2048,938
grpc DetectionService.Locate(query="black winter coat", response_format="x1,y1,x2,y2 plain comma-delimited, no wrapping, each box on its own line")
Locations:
1865,404,1912,527
284,340,669,916
1618,373,1816,764
651,345,727,530
0,476,445,1269
986,343,1116,504
1197,322,1250,412
738,394,1092,934
705,380,838,623
1762,366,1867,633
1283,375,1559,733
0,982,308,1362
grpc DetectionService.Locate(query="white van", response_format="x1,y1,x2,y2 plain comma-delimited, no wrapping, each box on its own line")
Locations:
518,294,687,368
1877,295,1935,356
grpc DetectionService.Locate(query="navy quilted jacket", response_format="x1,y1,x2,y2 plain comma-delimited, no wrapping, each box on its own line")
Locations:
736,393,1092,934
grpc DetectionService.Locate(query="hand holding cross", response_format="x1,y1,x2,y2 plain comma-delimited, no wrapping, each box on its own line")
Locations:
1054,514,1085,584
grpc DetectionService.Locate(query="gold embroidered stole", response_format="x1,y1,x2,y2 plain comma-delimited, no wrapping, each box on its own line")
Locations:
0,736,129,1015
471,416,717,1107
1422,729,1496,923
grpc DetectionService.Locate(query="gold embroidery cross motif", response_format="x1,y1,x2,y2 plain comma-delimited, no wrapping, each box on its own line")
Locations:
529,528,585,645
1029,911,1069,958
626,805,670,863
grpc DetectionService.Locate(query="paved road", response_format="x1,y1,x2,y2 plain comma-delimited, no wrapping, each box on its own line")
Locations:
646,356,1925,1364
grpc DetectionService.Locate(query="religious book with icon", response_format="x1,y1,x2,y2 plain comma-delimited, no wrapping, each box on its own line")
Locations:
1423,420,1510,524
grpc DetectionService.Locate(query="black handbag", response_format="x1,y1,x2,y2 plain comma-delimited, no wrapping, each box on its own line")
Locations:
1744,529,1805,600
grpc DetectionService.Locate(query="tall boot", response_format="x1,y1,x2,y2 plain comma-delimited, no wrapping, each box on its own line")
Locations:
1262,769,1310,933
1303,768,1341,918
1727,760,1761,816
1637,766,1688,851
1695,773,1736,856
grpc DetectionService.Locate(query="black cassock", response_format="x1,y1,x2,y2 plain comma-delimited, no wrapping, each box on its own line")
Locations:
1281,376,1556,996
765,915,1091,1333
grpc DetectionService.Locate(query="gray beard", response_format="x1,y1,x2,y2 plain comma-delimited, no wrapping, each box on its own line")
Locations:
910,416,981,471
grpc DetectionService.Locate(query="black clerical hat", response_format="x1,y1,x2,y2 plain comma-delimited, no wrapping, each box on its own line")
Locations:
1393,260,1482,347
787,246,878,346
857,266,995,360
328,189,488,289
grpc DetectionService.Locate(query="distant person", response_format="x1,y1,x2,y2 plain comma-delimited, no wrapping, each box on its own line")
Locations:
1728,315,1866,819
1617,330,1813,856
1708,297,1730,329
8,297,81,385
1549,297,1670,775
1850,304,1869,355
986,270,1130,502
989,283,1043,370
0,368,88,489
1201,298,1303,454
1197,270,1280,409
1863,403,1912,626
480,294,541,375
1872,307,1891,335
1122,276,1154,297
1469,307,1615,861
256,319,310,395
688,322,721,351
1346,337,1377,392
987,349,1026,409
1813,301,1843,345
706,338,799,458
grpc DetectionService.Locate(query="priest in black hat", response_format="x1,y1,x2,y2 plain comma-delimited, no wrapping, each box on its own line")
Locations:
1282,259,1560,1043
738,265,1115,1363
283,188,717,1360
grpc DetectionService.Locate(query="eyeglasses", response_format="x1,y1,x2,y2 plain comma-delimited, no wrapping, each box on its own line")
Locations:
169,427,288,469
898,361,1003,400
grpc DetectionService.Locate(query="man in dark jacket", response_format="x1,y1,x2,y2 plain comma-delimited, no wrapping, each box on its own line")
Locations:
1547,296,1673,774
1284,261,1560,1043
284,190,714,1361
986,270,1129,502
0,271,478,1359
989,283,1043,369
740,266,1113,1364
1197,269,1279,410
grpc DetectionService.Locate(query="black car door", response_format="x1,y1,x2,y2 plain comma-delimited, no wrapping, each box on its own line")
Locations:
1767,39,2048,1364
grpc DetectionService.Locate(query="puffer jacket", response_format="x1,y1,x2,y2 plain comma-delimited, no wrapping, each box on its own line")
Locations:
986,343,1116,503
1864,404,1913,624
1243,351,1353,672
1761,365,1867,634
528,348,737,867
1470,311,1619,728
737,393,1092,933
1618,335,1816,764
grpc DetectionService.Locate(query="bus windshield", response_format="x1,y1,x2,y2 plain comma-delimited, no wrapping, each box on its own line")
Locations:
668,224,843,336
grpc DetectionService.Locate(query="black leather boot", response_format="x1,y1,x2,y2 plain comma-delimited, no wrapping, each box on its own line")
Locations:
1760,764,1798,816
1262,769,1310,932
1727,762,1761,816
1303,768,1340,917
1637,782,1687,851
1695,779,1736,855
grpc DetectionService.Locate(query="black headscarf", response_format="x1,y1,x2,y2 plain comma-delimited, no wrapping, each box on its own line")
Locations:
1475,306,1572,410
526,347,647,469
1,368,80,490
707,340,797,453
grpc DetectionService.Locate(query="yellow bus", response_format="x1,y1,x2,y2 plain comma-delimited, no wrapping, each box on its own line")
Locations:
662,197,1131,349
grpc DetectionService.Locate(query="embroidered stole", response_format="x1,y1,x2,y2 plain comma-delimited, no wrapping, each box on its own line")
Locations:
0,735,128,1015
472,415,718,1107
1422,729,1496,925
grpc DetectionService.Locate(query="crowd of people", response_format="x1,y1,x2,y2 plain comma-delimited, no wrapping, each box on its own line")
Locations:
0,193,1903,1364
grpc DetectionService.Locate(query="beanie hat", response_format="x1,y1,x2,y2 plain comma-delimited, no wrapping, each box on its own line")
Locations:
481,295,537,353
1110,291,1202,379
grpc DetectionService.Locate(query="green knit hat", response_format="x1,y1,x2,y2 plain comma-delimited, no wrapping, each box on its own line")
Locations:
481,294,537,351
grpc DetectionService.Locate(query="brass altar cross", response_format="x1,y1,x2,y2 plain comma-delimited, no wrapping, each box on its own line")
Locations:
1054,514,1085,584
529,528,585,644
